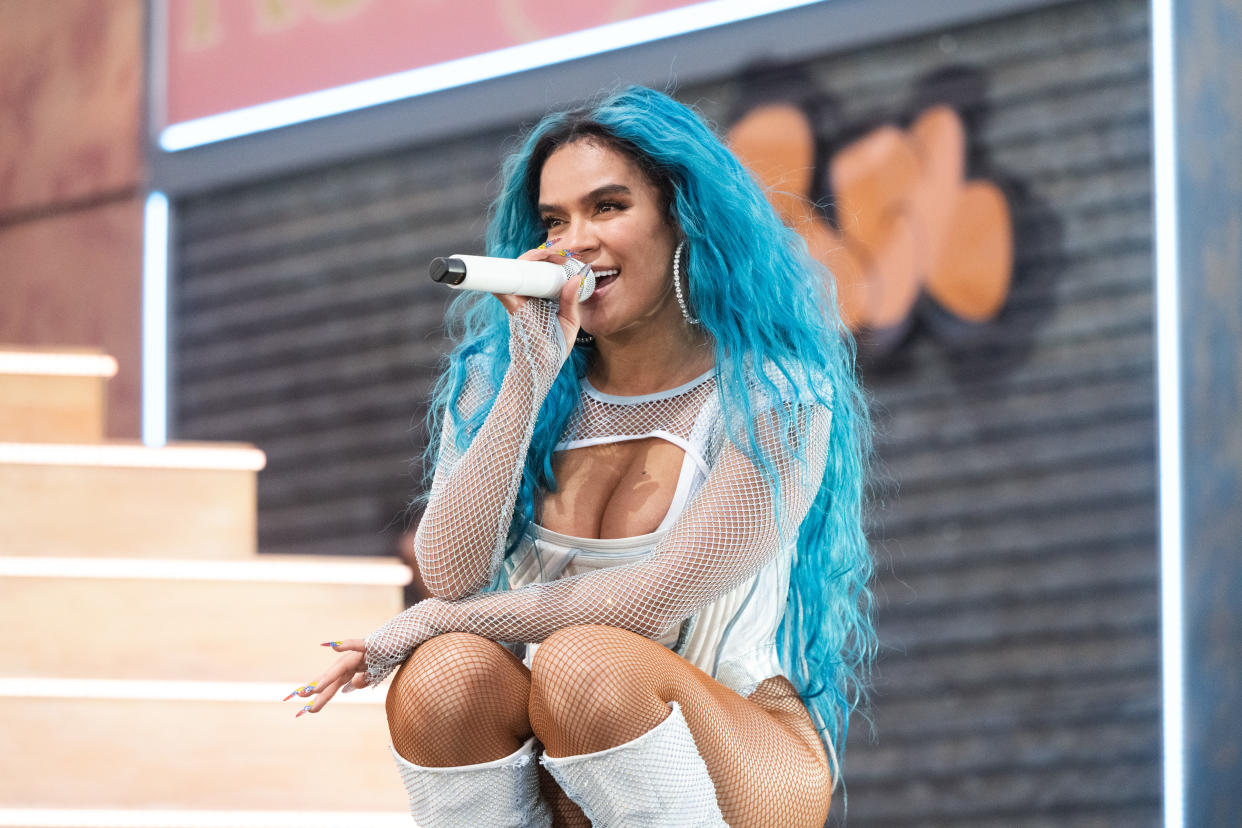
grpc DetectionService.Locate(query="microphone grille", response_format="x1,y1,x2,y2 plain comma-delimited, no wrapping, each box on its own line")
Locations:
562,260,595,301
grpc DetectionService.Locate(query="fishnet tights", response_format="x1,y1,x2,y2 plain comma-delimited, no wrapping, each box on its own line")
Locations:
387,628,831,827
387,633,587,826
386,633,531,767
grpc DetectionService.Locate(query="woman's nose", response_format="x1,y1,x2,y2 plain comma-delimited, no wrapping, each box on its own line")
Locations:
559,221,597,257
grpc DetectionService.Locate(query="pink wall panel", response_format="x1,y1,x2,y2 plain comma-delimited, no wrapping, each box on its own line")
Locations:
0,0,143,218
164,0,700,124
0,198,144,437
0,0,145,437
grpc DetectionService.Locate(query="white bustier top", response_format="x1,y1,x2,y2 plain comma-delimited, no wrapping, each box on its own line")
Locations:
500,369,793,696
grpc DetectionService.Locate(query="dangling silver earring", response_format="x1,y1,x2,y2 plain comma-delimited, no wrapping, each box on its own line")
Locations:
673,240,699,325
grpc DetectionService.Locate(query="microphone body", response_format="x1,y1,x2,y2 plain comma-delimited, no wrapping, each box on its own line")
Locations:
429,254,593,300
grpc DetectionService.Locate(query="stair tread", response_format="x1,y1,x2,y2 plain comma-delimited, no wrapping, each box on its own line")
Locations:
1,557,409,682
1,455,262,558
0,808,409,827
0,554,410,582
0,695,410,811
0,440,265,470
0,346,117,377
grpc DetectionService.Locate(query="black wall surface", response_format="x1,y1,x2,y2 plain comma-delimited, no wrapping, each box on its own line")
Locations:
173,0,1158,823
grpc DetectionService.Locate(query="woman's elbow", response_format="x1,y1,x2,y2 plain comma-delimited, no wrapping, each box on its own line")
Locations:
418,570,486,601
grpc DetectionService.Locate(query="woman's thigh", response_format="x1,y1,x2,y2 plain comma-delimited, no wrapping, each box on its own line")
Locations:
529,625,832,828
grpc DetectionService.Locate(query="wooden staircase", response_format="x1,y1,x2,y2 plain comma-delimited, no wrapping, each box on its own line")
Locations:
0,346,411,826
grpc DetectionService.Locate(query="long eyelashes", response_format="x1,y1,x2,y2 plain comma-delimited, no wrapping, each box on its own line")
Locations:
540,201,628,230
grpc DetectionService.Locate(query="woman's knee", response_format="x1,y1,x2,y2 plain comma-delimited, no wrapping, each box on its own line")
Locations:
529,626,671,751
386,632,528,731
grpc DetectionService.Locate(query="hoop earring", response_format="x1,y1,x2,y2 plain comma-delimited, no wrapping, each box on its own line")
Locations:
673,240,700,326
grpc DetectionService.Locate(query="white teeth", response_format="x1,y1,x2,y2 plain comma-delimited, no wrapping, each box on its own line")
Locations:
594,269,619,277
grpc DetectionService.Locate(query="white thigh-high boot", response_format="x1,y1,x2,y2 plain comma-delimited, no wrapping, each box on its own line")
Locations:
540,702,728,827
390,737,551,828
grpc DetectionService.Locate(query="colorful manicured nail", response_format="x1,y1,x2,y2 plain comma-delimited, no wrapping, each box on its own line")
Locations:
576,267,596,303
282,681,318,701
320,641,343,648
295,705,313,718
559,249,577,258
538,237,562,249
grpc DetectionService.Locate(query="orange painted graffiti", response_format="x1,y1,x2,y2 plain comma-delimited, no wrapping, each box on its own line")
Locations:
727,103,1012,337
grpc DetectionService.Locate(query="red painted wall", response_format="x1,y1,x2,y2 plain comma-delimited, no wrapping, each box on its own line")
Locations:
0,0,145,437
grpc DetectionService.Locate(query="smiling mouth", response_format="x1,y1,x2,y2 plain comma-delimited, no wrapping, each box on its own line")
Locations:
591,268,619,292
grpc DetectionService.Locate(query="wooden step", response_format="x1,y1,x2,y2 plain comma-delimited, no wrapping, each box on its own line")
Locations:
0,808,409,827
0,347,116,443
0,681,409,812
0,555,410,682
0,441,264,558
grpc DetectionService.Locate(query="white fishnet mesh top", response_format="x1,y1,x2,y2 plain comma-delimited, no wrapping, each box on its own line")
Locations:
364,298,832,692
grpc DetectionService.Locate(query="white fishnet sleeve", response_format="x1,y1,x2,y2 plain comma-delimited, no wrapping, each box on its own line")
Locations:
413,299,569,600
366,399,831,685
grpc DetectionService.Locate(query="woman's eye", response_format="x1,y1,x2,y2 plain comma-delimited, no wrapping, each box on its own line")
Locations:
597,201,623,214
541,216,562,229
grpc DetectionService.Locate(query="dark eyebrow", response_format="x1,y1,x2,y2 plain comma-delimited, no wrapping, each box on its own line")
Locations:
538,184,632,214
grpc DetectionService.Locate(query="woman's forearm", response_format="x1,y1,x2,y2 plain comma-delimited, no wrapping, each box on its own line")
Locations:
414,364,547,598
414,302,568,599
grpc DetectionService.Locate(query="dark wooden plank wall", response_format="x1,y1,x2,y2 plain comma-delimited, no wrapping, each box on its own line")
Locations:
175,136,507,555
174,0,1158,824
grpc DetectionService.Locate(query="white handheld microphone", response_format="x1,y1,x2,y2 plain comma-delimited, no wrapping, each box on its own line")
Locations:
429,254,595,301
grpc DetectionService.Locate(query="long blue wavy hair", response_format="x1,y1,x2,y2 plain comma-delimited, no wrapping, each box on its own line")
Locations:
423,86,874,767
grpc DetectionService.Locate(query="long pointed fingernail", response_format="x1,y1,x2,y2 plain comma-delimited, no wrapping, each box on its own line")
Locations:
295,705,313,718
559,249,576,258
320,641,342,649
341,683,356,694
283,681,318,700
577,266,596,302
538,237,562,249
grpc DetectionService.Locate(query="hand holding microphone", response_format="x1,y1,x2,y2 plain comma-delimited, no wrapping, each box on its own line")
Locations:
429,254,595,302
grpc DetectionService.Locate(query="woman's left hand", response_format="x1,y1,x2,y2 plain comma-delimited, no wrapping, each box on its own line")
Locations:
289,601,441,717
288,638,370,717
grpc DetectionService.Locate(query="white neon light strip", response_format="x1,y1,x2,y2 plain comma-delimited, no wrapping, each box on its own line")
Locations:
0,352,117,377
0,677,385,705
0,809,407,828
1151,1,1183,826
0,556,411,586
143,192,169,447
0,441,265,470
159,0,826,150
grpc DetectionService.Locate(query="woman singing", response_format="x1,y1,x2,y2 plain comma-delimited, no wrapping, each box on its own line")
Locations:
295,86,874,827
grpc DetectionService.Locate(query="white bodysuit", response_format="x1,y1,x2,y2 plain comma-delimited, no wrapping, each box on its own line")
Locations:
505,369,791,696
364,301,831,695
